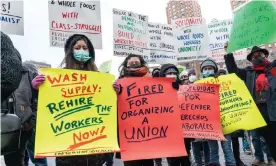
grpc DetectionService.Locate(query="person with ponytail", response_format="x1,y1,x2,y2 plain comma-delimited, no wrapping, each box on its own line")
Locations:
31,34,105,166
224,44,276,161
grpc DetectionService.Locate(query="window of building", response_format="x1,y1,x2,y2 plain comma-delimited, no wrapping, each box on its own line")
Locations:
269,44,272,48
274,43,276,47
260,45,265,49
174,15,177,19
172,5,175,8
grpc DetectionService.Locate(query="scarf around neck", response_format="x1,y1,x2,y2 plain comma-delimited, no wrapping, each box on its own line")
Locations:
125,66,150,77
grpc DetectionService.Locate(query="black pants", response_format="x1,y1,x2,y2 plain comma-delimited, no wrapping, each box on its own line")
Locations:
167,138,192,166
4,130,32,166
259,121,276,161
124,159,154,166
232,136,240,162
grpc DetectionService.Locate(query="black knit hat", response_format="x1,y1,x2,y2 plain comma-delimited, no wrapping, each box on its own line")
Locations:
64,34,95,61
200,58,218,73
160,64,179,77
247,46,269,61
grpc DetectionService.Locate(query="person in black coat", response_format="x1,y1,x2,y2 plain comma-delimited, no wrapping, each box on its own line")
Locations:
1,31,22,102
224,45,276,161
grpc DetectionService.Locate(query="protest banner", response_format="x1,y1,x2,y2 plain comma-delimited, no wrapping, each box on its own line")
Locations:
35,68,119,157
148,22,177,64
227,0,276,53
208,19,247,62
113,8,149,60
172,17,210,62
178,84,225,140
48,1,102,49
117,78,187,161
0,1,24,35
99,60,112,73
197,74,267,135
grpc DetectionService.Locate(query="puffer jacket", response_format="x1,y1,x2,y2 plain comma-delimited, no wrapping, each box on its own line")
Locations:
224,53,276,121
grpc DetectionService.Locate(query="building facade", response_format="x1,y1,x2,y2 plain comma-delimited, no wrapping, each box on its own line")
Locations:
166,0,202,24
25,60,51,69
230,0,276,55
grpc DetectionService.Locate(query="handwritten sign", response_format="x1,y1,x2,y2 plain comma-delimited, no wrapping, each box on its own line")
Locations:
48,1,102,48
208,19,247,62
197,74,267,135
178,84,225,140
35,68,119,157
172,17,210,62
113,8,149,60
118,78,187,161
0,1,24,35
148,22,177,64
227,0,276,53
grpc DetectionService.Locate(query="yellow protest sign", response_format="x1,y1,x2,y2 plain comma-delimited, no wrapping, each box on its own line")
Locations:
35,68,119,157
196,74,266,135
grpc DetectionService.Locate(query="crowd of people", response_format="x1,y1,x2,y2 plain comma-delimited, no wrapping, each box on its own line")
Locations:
1,31,276,166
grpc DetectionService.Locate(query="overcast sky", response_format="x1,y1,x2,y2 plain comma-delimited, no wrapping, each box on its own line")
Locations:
9,0,232,76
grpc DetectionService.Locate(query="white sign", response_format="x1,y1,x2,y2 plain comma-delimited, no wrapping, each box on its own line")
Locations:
113,8,149,60
148,23,177,64
208,19,247,62
48,1,102,49
0,1,24,35
172,17,210,62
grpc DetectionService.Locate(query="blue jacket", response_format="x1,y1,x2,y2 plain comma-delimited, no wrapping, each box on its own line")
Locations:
224,53,276,121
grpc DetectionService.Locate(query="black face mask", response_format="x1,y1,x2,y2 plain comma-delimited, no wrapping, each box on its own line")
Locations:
252,56,265,65
127,63,141,69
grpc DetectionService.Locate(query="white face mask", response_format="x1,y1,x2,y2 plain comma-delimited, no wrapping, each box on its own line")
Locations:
189,75,197,82
166,75,176,78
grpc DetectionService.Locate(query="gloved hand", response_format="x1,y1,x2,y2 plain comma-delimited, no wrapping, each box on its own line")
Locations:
32,74,46,90
113,82,122,95
172,82,179,90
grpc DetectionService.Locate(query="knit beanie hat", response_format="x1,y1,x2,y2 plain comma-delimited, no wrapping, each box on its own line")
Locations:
200,58,218,73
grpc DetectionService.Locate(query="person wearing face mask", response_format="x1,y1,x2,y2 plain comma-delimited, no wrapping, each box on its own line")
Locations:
31,34,105,166
224,45,276,161
152,68,161,78
187,69,197,83
179,71,189,85
200,58,237,166
159,64,192,166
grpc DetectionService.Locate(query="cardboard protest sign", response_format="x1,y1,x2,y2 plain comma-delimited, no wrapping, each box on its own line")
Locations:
0,1,24,35
148,22,177,64
178,84,225,140
35,68,119,157
197,74,267,135
172,17,210,62
117,78,187,161
113,8,149,60
208,19,247,62
48,1,102,48
227,0,276,53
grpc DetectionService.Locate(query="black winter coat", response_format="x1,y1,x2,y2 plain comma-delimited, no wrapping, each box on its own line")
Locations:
224,53,276,121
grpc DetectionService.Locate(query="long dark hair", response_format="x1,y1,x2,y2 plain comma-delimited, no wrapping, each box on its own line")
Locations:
60,34,98,71
118,54,147,78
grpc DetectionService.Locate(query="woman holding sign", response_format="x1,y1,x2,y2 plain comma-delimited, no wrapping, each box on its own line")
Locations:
31,34,105,166
113,54,154,166
224,44,276,161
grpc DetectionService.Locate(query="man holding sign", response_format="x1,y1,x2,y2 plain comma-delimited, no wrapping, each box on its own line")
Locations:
224,44,276,160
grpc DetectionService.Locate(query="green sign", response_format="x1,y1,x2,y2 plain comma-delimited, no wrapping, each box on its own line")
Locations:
99,60,112,73
227,0,276,53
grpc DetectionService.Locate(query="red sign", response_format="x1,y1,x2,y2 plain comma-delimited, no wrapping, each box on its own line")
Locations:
178,84,225,140
118,78,187,161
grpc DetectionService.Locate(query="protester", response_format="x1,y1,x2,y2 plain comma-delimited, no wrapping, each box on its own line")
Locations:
187,68,197,83
1,31,22,102
251,130,275,166
22,62,48,166
224,45,276,160
31,34,105,166
231,131,247,166
192,141,210,166
152,68,161,78
200,58,236,166
179,70,189,85
3,62,38,166
217,68,227,76
113,54,154,166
